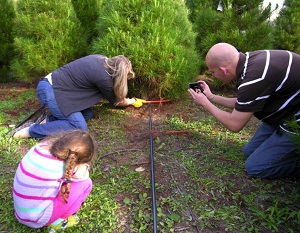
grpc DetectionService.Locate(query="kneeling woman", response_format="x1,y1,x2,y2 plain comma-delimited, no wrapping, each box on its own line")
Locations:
13,54,144,139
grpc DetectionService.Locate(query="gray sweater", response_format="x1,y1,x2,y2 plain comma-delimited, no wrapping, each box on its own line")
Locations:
51,55,116,116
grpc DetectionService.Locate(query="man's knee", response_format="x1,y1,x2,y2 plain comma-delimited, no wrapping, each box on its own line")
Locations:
243,145,251,157
245,160,260,177
244,160,269,178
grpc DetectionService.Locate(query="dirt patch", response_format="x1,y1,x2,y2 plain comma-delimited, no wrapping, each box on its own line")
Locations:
4,81,288,232
0,80,41,117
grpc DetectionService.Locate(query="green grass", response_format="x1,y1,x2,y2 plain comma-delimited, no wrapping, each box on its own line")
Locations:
0,90,300,232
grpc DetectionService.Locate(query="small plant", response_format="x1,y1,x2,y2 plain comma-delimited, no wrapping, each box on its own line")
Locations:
250,199,300,233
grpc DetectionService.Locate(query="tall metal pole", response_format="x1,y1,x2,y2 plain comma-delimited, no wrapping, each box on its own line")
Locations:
149,105,157,233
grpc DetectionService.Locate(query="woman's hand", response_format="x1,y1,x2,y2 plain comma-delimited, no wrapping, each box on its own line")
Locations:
132,98,146,107
117,98,146,107
117,98,136,106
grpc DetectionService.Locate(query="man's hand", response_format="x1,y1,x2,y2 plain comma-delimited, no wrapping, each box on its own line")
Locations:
188,88,210,107
198,81,213,98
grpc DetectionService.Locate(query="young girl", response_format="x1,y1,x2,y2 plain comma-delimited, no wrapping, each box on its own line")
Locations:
13,130,96,232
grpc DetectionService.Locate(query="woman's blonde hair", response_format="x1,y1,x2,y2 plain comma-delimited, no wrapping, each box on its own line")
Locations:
48,130,96,203
104,55,135,103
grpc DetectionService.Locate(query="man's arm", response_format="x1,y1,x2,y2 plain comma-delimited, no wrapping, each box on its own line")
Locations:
209,95,237,109
189,89,253,132
199,81,236,109
205,104,253,132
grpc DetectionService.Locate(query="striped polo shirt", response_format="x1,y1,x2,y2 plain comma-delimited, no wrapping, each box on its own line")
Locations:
235,50,300,130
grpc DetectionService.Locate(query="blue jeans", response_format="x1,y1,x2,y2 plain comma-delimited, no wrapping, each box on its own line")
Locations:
244,122,300,178
28,80,93,140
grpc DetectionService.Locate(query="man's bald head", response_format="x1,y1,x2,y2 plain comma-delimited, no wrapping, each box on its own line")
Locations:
206,43,239,69
205,43,240,83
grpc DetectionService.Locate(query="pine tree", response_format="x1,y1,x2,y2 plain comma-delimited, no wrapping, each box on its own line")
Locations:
273,0,300,53
185,0,219,23
11,0,87,82
0,0,15,82
219,0,273,51
71,0,104,44
91,0,200,99
186,0,273,72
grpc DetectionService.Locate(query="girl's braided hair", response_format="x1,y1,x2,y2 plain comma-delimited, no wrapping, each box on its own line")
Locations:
48,130,95,203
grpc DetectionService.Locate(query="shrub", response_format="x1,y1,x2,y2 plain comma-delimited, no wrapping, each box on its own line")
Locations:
187,0,273,73
71,0,104,44
91,0,200,99
0,0,16,82
11,0,88,82
273,0,300,53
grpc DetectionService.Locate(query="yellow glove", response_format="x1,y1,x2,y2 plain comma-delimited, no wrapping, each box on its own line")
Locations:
132,98,146,108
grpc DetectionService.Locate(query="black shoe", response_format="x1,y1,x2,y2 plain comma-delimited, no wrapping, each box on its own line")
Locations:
6,120,34,136
33,109,47,124
7,107,48,137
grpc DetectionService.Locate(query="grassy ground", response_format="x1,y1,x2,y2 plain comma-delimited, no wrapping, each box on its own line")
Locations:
0,84,300,233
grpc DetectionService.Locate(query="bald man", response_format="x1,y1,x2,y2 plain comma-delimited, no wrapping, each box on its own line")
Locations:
189,42,300,179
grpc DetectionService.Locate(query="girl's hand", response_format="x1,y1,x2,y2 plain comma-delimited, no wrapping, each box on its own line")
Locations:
72,164,89,179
